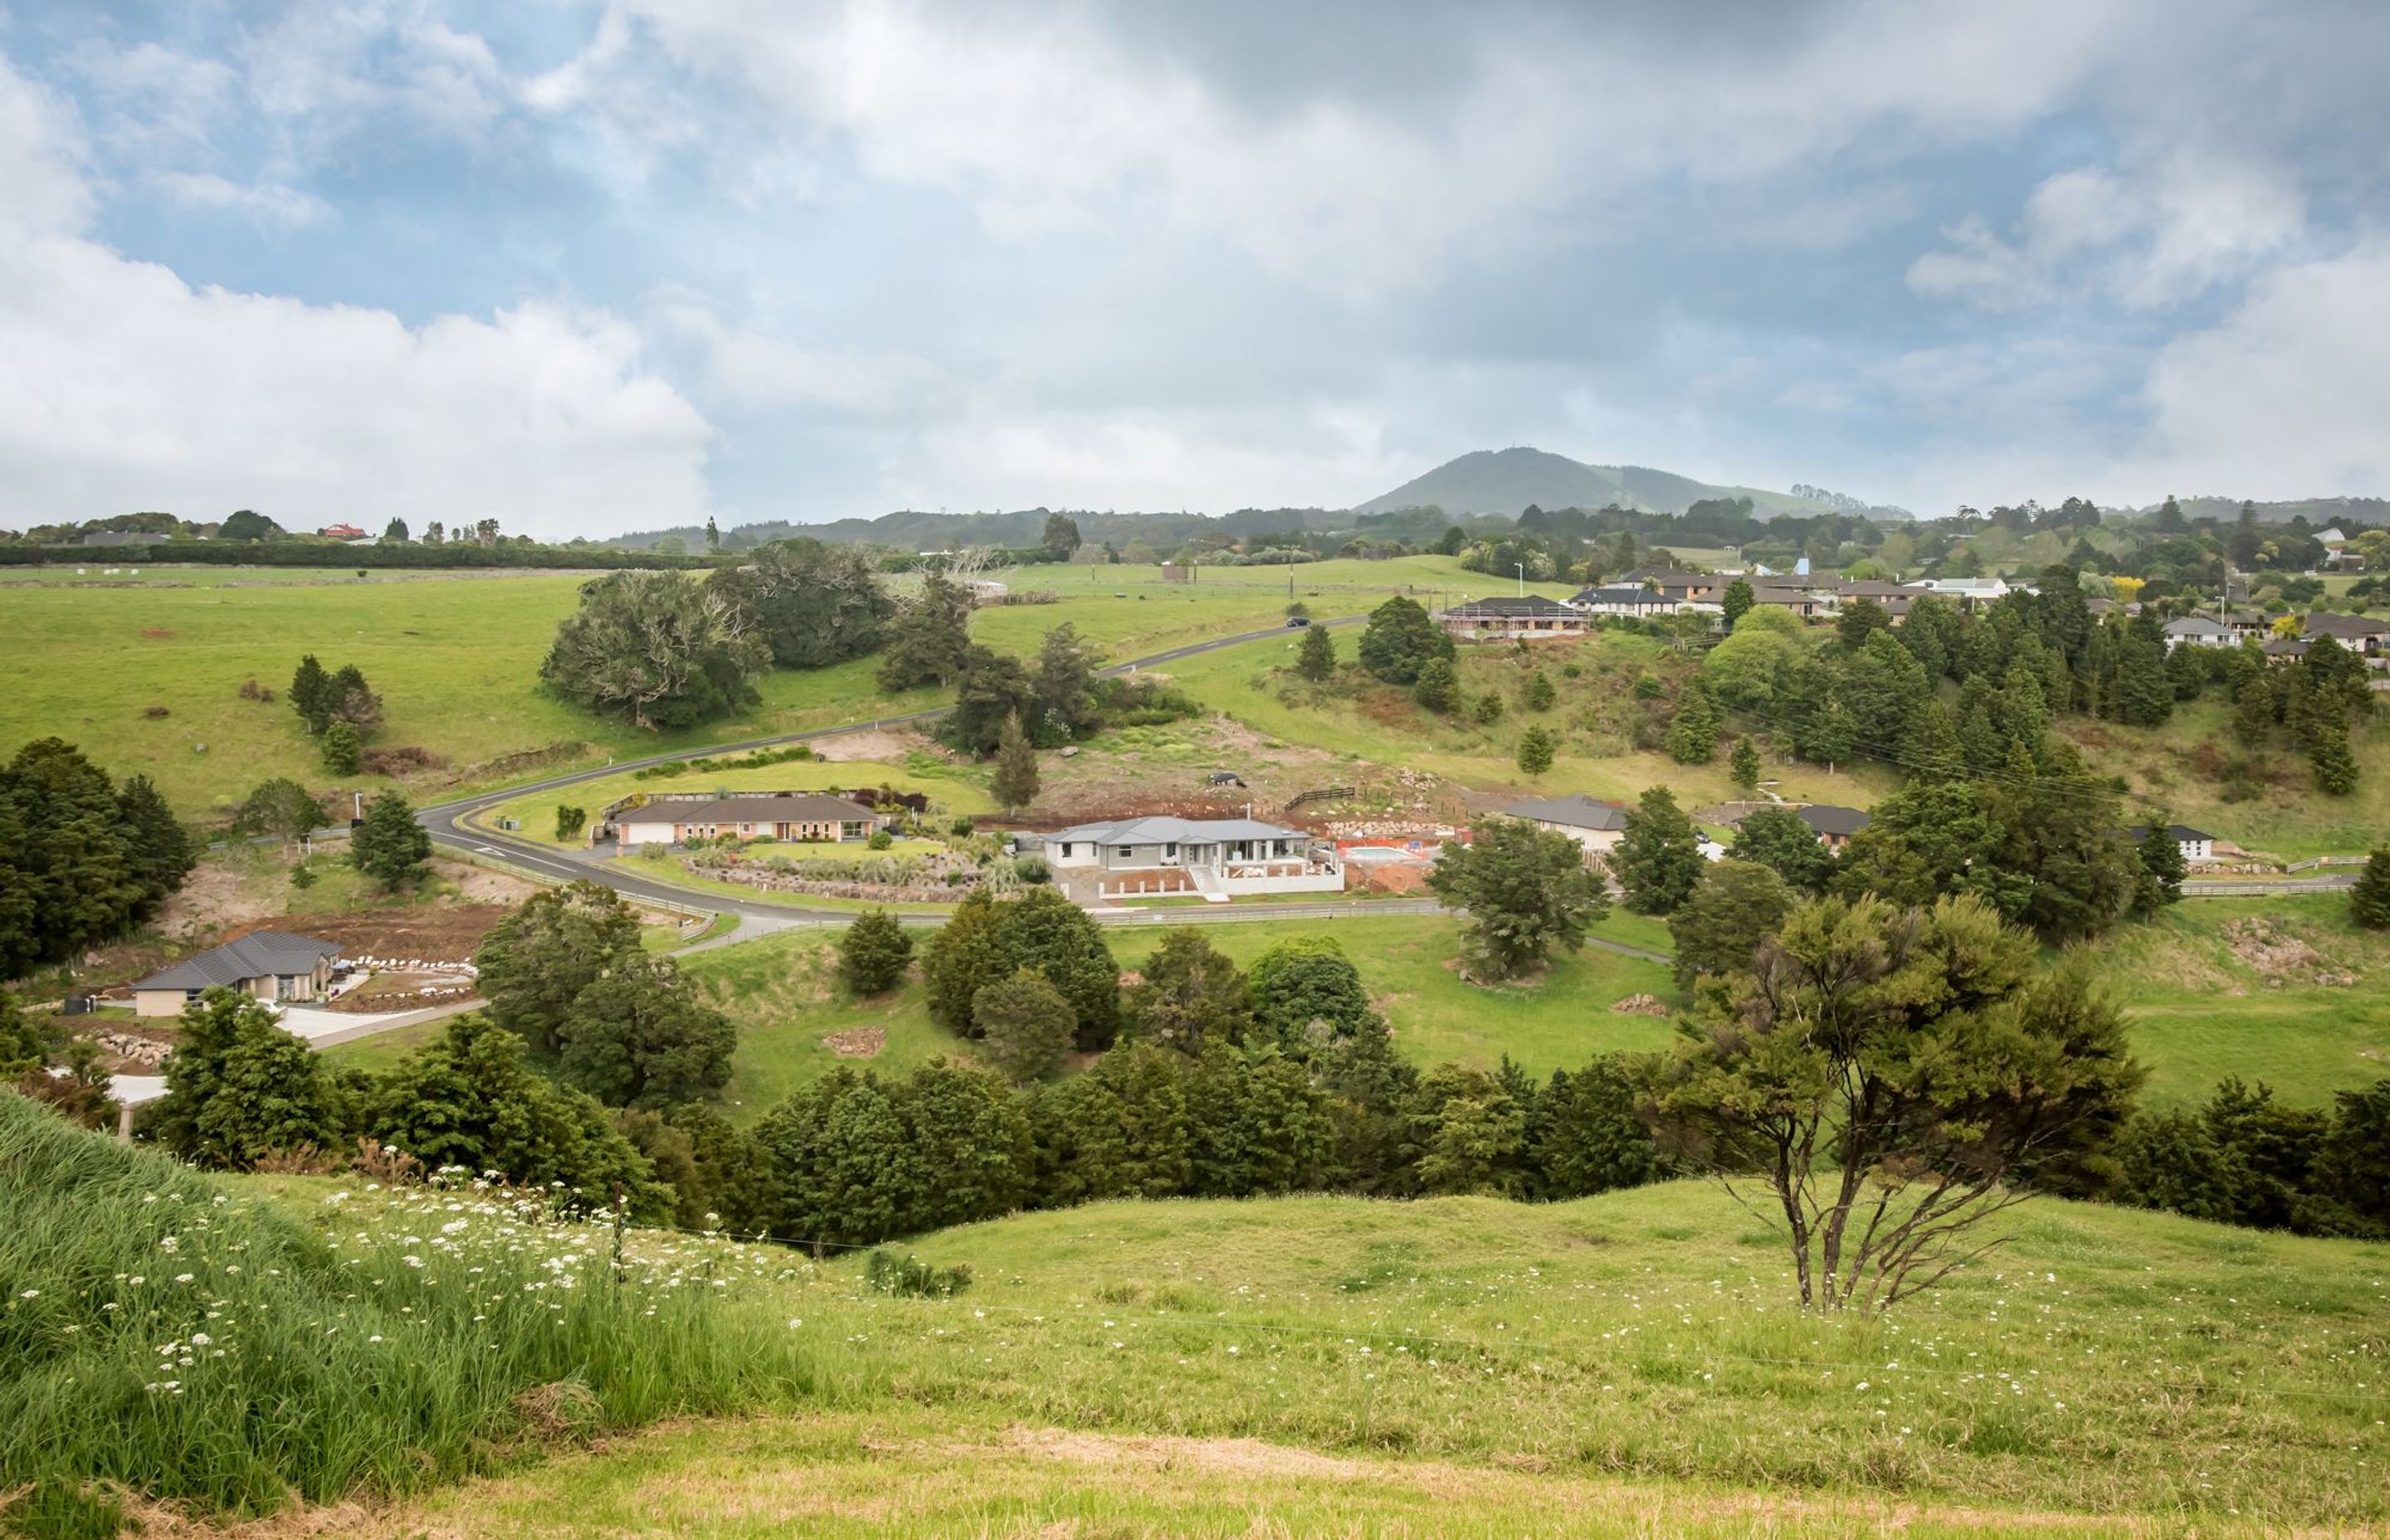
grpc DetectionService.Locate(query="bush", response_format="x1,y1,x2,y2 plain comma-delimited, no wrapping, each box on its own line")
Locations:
1013,854,1051,884
949,816,976,836
864,1250,973,1298
866,829,895,850
840,909,915,996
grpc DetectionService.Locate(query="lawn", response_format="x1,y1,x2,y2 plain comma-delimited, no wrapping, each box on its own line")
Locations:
2082,893,2390,1108
473,759,993,846
280,1182,2390,1534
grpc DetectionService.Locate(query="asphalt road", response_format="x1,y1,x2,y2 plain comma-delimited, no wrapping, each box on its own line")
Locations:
411,615,1363,928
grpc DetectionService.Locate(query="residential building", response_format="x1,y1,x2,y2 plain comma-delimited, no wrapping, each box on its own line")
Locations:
2319,527,2361,571
1041,816,1342,899
317,522,368,540
1914,577,2017,609
1434,595,1588,640
1494,792,1628,855
1794,804,1871,848
612,792,885,847
2261,638,2310,663
2161,616,2232,651
1617,570,1723,603
2127,823,2217,863
1834,580,1921,622
1746,583,1836,621
2300,612,2390,661
1567,584,1677,619
133,931,342,1018
78,530,147,548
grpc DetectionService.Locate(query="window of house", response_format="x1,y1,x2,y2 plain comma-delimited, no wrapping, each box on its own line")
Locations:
1118,846,1134,859
1164,842,1178,857
1059,842,1073,858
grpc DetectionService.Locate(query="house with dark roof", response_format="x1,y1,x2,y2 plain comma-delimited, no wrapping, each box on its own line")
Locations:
1617,570,1723,602
1040,815,1340,899
2300,612,2390,660
1794,804,1871,848
1494,792,1629,854
1567,584,1678,618
2128,823,2217,863
614,792,886,847
1433,595,1588,639
133,931,343,1018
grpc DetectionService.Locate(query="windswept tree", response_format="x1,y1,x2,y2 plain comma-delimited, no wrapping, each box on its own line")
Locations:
705,538,894,669
1636,894,2143,1313
349,791,432,889
541,568,769,729
1427,817,1609,982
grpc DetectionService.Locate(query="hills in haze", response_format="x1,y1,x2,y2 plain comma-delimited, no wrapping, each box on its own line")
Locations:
1351,446,1903,520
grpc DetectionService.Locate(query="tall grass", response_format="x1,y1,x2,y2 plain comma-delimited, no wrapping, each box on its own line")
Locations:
0,1093,816,1533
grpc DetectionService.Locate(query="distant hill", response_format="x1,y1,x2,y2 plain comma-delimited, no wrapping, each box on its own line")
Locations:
2157,495,2388,528
1353,446,1905,521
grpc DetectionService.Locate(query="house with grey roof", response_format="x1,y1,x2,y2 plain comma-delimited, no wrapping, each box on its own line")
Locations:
133,931,343,1019
1040,815,1341,900
613,792,886,848
1794,804,1872,847
1494,792,1629,854
1567,584,1679,618
2299,612,2390,660
1434,594,1588,639
2127,822,2217,863
2162,616,2232,651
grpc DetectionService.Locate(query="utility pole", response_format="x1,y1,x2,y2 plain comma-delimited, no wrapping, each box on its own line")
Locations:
1515,563,1525,597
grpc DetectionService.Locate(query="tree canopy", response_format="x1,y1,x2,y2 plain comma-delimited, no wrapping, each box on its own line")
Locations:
541,569,768,729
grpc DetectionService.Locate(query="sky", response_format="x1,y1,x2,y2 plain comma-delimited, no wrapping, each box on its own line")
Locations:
2,0,2388,541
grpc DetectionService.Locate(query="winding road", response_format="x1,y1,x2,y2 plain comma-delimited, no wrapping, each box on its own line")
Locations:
411,616,1366,936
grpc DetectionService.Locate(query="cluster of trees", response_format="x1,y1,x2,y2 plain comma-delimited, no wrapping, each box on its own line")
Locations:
703,538,895,671
290,655,383,773
2115,1076,2390,1239
919,888,1121,1070
474,883,735,1109
541,568,772,729
0,740,193,981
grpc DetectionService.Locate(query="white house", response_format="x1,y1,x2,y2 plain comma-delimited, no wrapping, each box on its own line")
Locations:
614,792,885,847
1495,792,1628,855
2162,616,2232,651
2129,823,2217,864
1041,816,1341,900
1567,584,1678,619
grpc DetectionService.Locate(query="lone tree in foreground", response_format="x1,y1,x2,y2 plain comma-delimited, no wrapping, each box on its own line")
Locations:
1427,817,1609,982
1636,893,2143,1313
840,909,915,996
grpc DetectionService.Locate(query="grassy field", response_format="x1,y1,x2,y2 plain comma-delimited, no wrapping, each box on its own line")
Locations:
2083,893,2390,1107
2064,701,2390,859
0,558,1546,821
1158,627,1901,813
261,1181,2388,1536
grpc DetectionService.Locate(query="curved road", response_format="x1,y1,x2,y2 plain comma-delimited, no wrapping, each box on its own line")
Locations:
412,616,1363,930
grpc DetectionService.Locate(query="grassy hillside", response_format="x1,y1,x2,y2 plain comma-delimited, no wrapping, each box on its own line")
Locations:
299,1182,2386,1535
2064,702,2390,859
0,558,1539,820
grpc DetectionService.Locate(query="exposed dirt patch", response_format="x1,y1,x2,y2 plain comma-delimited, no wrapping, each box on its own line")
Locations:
822,1027,886,1057
810,728,930,763
329,970,476,1012
1611,992,1671,1016
2219,918,2358,987
235,905,514,964
1003,1425,1378,1482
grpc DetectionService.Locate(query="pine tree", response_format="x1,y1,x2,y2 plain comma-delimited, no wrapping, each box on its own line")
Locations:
840,909,915,996
992,712,1040,811
1471,692,1504,724
1666,686,1718,763
1729,737,1761,794
1295,622,1335,681
2349,849,2390,930
1412,657,1460,713
2310,726,2359,796
1721,578,1754,629
1611,786,1705,916
349,790,432,889
973,969,1076,1083
1515,724,1557,777
2231,672,2278,748
2132,816,2188,917
1524,669,1556,711
923,892,1008,1033
319,719,362,775
290,654,332,733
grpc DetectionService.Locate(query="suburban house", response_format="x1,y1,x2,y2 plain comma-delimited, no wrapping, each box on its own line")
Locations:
1041,816,1342,900
1914,577,2018,607
2129,823,2217,863
1834,580,1921,622
1434,595,1588,640
1568,584,1678,618
2162,616,2233,651
1617,570,1723,603
2300,612,2390,660
1494,792,1628,855
1746,583,1837,621
2319,527,2361,571
2261,637,2310,663
612,792,885,847
133,931,342,1018
1795,804,1872,848
317,522,368,539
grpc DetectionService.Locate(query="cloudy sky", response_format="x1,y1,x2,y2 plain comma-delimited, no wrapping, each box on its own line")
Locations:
2,0,2387,539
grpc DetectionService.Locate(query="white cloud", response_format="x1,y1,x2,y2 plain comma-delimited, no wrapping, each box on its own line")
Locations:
149,171,337,231
1910,157,2307,310
0,61,715,539
645,298,955,417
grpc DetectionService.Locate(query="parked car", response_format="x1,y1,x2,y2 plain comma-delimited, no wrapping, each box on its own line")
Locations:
1285,616,1312,627
1207,772,1247,787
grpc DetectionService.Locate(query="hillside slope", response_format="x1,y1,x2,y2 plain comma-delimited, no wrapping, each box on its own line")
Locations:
1352,446,1851,519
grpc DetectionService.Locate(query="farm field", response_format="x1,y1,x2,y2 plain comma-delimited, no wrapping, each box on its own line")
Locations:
0,559,1540,822
241,1178,2390,1534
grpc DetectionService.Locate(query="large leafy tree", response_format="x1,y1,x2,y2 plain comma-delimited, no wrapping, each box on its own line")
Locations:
839,909,915,996
973,968,1077,1083
556,953,737,1109
1245,935,1378,1047
993,887,1120,1050
230,777,323,843
349,790,432,889
1728,806,1834,894
939,645,1038,755
1124,930,1254,1053
876,569,974,692
0,738,191,979
1427,817,1609,981
151,992,346,1168
1530,1056,1666,1200
1030,622,1103,742
1637,894,2144,1313
704,538,893,669
1610,786,1705,916
476,880,646,1056
1668,859,1792,987
1041,513,1084,558
542,569,768,729
1356,595,1452,685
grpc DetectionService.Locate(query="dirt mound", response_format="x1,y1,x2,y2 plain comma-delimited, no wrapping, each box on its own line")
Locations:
1611,993,1671,1016
237,905,515,965
822,1028,886,1057
2220,918,2358,987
